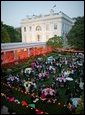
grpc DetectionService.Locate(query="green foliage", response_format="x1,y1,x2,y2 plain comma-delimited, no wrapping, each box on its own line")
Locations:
1,22,10,43
15,27,22,42
67,16,84,50
75,94,84,114
1,21,21,43
46,35,63,48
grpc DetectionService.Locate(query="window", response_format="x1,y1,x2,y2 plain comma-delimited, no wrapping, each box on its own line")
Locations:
37,35,40,41
24,27,26,32
36,26,41,31
54,24,57,30
29,26,32,31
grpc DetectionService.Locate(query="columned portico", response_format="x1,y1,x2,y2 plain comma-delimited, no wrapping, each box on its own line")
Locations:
1,42,52,65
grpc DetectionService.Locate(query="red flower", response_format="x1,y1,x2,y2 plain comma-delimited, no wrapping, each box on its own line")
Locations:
35,109,44,114
21,100,28,106
8,97,15,102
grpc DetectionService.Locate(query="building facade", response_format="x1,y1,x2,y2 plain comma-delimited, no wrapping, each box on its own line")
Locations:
1,11,74,65
21,10,73,44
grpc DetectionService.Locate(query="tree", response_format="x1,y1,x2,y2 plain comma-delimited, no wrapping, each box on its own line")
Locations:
67,16,84,50
46,35,63,49
4,25,21,42
1,21,22,43
15,27,22,42
1,22,10,43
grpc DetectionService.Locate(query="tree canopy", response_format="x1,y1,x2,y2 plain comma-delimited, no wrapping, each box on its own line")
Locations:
46,35,63,48
1,22,10,43
1,22,21,43
67,16,84,50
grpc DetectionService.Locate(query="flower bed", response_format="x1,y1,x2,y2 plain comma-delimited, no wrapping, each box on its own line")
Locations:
1,52,84,114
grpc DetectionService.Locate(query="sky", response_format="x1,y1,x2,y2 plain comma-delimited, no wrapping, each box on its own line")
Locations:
1,1,84,28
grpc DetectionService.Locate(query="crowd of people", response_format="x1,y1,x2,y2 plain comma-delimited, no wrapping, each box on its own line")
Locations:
1,52,84,113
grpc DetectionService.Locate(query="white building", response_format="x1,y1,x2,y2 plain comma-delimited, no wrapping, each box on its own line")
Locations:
21,10,73,45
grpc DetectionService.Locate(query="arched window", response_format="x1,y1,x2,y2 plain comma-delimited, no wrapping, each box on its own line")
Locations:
36,26,41,31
